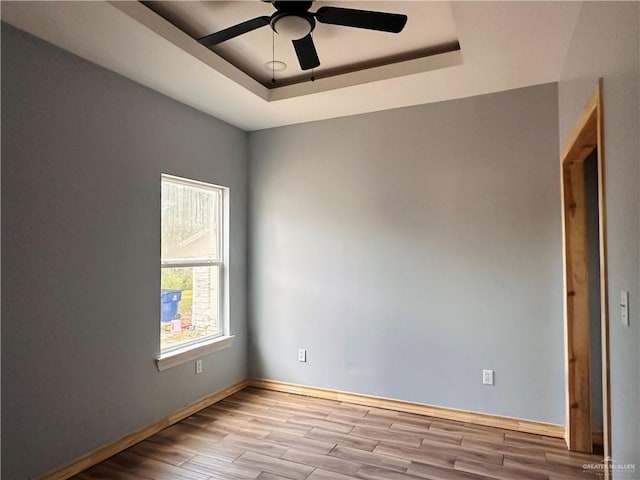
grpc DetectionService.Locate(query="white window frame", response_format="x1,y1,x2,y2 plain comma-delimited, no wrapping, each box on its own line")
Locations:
156,174,233,371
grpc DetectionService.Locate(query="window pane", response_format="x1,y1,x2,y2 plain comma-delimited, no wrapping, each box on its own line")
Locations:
161,180,219,261
161,266,220,351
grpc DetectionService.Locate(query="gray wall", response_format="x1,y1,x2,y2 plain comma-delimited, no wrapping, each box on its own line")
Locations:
249,83,565,425
558,1,640,471
1,24,248,479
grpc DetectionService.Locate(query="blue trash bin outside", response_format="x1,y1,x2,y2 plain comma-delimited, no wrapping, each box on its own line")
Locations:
161,289,182,322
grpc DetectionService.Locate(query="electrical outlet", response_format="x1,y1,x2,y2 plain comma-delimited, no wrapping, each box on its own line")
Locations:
482,369,494,385
195,359,203,375
298,349,307,362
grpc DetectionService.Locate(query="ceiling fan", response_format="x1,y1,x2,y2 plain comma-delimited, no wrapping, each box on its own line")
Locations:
198,1,408,71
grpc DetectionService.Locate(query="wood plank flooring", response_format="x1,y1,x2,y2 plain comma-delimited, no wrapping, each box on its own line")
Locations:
74,387,603,480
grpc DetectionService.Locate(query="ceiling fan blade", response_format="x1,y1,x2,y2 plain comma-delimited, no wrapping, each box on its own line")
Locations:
293,34,320,70
315,7,407,33
198,16,271,47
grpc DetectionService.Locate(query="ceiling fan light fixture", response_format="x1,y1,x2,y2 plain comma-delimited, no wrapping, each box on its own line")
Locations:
273,15,313,40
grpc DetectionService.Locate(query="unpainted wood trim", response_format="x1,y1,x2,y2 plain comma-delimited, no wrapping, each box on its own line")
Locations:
37,379,249,480
249,379,565,438
560,137,571,449
563,158,593,452
561,89,599,164
594,79,611,467
559,82,610,461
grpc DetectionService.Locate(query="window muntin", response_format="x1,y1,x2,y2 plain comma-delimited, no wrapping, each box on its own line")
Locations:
161,175,224,353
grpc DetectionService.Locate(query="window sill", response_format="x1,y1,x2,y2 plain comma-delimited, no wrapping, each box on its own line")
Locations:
156,335,234,372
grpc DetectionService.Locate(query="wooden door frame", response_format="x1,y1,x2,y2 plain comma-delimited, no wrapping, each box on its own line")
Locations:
560,82,610,462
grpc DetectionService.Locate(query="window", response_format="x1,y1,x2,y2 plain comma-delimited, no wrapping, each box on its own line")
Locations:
160,174,227,357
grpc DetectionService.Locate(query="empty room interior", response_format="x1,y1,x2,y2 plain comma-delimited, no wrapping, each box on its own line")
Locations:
1,1,639,480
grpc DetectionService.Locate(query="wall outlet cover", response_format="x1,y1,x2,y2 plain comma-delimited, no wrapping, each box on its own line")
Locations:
621,290,629,326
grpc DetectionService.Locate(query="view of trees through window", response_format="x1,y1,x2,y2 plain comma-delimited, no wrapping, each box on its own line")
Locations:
161,181,219,261
161,177,223,352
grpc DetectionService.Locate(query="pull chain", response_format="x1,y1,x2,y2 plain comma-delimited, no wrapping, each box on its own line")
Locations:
271,29,276,84
310,32,316,82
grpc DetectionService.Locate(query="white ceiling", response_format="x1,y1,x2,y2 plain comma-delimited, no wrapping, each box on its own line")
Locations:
1,1,582,131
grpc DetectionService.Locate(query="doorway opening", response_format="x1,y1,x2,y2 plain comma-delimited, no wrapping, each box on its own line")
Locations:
560,82,610,460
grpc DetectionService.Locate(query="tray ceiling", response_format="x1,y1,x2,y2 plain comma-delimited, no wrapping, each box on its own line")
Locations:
142,1,461,87
0,1,583,131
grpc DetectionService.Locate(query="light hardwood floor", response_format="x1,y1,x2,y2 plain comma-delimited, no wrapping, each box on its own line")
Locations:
74,387,603,480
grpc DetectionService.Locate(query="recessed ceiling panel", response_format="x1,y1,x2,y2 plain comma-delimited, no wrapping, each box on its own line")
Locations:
143,1,460,87
1,1,582,130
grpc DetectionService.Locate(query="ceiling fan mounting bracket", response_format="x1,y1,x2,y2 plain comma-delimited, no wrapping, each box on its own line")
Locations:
272,1,313,13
